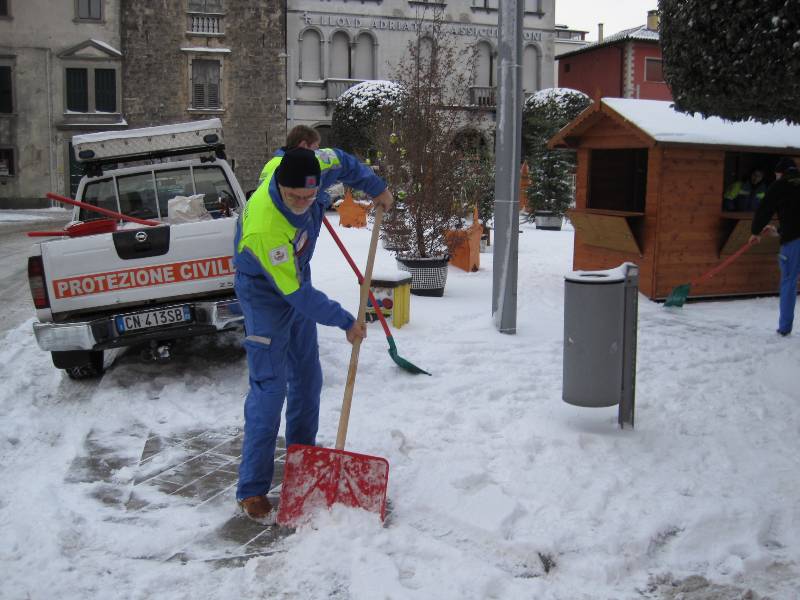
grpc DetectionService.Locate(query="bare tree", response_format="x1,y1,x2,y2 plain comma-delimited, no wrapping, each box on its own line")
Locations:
375,10,482,258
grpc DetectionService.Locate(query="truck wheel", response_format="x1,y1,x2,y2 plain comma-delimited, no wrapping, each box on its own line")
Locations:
51,351,105,380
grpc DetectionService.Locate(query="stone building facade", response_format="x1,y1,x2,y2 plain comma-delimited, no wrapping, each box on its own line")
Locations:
0,0,125,207
285,0,557,145
121,0,286,193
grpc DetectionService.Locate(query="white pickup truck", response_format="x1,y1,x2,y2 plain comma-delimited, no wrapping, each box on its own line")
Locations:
27,119,246,379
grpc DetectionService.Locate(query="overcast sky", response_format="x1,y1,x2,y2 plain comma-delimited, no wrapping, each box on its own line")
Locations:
555,0,660,41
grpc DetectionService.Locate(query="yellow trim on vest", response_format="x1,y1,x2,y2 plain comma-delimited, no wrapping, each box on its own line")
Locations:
258,156,282,183
258,149,341,184
238,184,301,295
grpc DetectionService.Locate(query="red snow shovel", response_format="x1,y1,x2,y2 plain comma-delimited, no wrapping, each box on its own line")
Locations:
46,192,161,227
277,206,389,527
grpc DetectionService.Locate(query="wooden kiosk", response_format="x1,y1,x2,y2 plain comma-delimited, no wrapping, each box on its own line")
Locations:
550,98,800,301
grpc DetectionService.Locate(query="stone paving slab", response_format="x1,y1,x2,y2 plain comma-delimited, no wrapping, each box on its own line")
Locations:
66,425,292,564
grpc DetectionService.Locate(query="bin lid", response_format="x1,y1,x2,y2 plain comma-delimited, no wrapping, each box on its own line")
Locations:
564,262,638,284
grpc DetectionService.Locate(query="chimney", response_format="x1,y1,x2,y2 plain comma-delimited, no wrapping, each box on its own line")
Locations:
647,10,660,31
598,22,604,42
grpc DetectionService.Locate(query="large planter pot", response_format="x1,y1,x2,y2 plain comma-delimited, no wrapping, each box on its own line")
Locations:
396,255,449,297
534,210,563,231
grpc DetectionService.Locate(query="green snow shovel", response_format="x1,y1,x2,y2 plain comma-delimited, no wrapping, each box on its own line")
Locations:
323,216,430,375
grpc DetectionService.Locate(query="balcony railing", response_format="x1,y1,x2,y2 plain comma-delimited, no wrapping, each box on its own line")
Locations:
469,86,496,107
325,78,364,101
187,13,224,35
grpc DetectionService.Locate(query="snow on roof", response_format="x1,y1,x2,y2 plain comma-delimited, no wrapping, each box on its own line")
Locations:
601,24,659,44
89,39,122,57
602,98,800,151
556,24,659,59
72,118,222,145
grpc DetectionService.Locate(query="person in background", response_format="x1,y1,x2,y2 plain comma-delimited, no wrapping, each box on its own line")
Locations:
234,147,393,524
259,125,321,184
723,168,768,211
749,156,800,336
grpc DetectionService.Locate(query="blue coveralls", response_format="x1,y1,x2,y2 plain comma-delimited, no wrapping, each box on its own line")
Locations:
234,149,386,500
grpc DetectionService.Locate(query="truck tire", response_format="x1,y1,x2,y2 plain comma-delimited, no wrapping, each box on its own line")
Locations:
51,351,105,380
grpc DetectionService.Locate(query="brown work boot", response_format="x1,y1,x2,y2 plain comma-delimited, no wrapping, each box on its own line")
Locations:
237,495,275,525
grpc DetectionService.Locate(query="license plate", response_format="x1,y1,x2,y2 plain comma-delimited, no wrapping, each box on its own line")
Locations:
115,306,192,334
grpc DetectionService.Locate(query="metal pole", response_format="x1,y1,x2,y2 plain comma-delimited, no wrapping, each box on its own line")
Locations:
491,0,523,334
279,52,295,130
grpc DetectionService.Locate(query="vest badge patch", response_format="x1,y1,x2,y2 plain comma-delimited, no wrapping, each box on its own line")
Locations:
269,245,290,266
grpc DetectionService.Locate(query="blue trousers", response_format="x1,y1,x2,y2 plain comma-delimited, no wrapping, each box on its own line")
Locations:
235,271,323,500
778,238,800,334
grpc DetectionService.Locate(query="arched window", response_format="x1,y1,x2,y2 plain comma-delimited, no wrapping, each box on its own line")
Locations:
353,32,375,80
330,31,351,79
475,41,494,87
418,36,435,70
522,44,541,93
300,29,322,80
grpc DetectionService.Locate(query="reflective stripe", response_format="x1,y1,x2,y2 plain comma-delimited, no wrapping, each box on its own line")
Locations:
245,335,272,346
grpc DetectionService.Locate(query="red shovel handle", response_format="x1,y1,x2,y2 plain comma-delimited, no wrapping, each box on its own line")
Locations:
323,216,393,338
46,192,160,227
691,227,767,286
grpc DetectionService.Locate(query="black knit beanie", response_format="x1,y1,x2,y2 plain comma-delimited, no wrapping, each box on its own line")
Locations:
276,148,321,188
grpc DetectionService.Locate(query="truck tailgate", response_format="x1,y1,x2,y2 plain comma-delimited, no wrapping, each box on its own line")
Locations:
42,218,238,317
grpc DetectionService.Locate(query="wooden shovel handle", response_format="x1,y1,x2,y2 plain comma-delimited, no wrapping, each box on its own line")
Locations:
335,205,384,450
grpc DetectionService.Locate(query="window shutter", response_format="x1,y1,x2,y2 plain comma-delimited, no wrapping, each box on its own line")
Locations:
192,60,207,108
66,68,89,112
0,66,12,114
78,0,101,19
188,0,223,12
192,60,220,109
94,69,116,112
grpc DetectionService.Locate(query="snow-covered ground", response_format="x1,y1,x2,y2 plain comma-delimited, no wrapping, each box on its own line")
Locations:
0,207,70,222
1,213,798,599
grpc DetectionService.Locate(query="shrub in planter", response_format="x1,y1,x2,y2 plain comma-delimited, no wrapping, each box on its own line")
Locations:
331,80,406,157
372,14,482,293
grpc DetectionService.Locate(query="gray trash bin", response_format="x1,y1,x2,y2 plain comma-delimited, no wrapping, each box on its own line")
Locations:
562,262,638,427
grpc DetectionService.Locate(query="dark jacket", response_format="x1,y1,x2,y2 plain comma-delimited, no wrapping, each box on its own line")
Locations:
751,169,800,245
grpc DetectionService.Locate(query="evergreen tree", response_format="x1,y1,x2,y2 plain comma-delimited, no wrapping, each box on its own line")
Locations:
521,88,591,218
660,0,800,123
